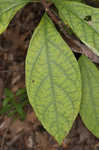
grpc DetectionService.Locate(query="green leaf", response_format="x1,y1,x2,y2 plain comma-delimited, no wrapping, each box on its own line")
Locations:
0,0,33,34
0,104,11,114
52,0,99,56
3,97,10,107
78,55,99,138
26,14,81,144
4,88,14,98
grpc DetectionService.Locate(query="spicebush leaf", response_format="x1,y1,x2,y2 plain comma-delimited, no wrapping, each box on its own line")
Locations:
52,0,99,56
78,55,99,138
0,0,33,34
26,14,81,144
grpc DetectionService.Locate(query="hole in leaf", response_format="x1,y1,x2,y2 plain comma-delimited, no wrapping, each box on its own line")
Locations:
84,15,92,21
32,80,35,83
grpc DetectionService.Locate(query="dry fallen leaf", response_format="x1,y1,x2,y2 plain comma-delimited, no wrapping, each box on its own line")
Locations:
9,120,24,137
0,118,12,131
26,111,37,123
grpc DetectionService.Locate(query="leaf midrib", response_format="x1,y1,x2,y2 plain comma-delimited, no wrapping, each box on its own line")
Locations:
44,18,59,133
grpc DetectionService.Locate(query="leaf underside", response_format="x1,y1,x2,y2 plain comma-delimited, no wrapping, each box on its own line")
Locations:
52,0,99,56
79,55,99,138
26,14,81,144
0,0,32,34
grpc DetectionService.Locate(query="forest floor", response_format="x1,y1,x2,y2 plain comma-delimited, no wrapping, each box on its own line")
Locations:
0,2,99,150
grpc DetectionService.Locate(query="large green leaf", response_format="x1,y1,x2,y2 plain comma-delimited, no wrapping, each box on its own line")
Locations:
26,14,81,144
51,0,99,56
0,0,34,34
78,55,99,138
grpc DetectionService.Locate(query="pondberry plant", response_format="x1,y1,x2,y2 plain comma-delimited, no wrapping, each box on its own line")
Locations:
0,0,99,144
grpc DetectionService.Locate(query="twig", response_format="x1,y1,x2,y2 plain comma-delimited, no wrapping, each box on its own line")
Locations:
6,131,24,146
41,0,99,63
